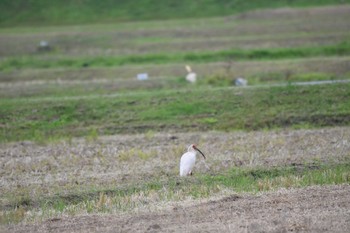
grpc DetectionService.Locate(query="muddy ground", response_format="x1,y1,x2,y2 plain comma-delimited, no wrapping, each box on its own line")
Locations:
4,184,350,233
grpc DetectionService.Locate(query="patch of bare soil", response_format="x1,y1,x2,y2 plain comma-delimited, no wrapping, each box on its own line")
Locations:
4,184,350,233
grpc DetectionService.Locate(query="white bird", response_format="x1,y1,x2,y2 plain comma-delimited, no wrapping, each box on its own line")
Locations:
180,144,206,176
185,65,197,83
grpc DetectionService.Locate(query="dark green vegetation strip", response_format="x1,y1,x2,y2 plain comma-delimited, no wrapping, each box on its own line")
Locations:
1,83,350,142
1,42,350,71
1,0,349,26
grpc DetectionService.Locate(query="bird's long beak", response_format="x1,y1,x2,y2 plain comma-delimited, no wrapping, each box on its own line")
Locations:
195,147,206,159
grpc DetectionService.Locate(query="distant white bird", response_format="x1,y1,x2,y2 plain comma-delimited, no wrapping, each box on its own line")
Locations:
235,77,248,86
185,65,197,83
180,144,206,176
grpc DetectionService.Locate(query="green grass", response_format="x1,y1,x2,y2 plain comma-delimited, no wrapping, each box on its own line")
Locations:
1,0,349,27
1,41,350,71
1,83,349,143
1,161,349,224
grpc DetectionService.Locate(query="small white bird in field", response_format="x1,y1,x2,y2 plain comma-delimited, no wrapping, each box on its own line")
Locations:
185,65,197,83
180,144,206,176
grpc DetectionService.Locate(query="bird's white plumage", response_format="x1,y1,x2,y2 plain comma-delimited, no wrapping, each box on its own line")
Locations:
179,144,205,176
180,151,196,176
186,72,197,83
185,65,197,83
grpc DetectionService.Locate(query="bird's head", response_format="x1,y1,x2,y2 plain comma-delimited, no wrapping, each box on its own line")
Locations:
189,144,206,159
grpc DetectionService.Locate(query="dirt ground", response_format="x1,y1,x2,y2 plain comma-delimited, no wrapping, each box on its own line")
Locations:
4,184,350,233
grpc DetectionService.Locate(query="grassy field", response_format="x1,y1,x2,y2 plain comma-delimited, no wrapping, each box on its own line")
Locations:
2,162,349,224
1,42,350,71
1,0,349,26
1,83,350,143
1,127,350,225
1,2,350,231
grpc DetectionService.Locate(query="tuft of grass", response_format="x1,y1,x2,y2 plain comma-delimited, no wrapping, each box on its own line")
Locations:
118,148,157,161
290,72,336,82
85,128,99,142
0,207,26,225
201,72,235,87
144,130,156,140
200,117,218,124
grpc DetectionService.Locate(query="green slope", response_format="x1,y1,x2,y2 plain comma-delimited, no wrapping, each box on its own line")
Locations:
1,0,349,26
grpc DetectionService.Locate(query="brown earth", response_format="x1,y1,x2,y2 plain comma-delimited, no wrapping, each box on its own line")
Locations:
4,184,350,233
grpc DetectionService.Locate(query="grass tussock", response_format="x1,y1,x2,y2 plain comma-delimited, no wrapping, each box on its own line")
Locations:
118,148,157,161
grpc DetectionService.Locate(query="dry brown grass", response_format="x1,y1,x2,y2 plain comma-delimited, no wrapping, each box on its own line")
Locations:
3,185,350,233
1,127,349,211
